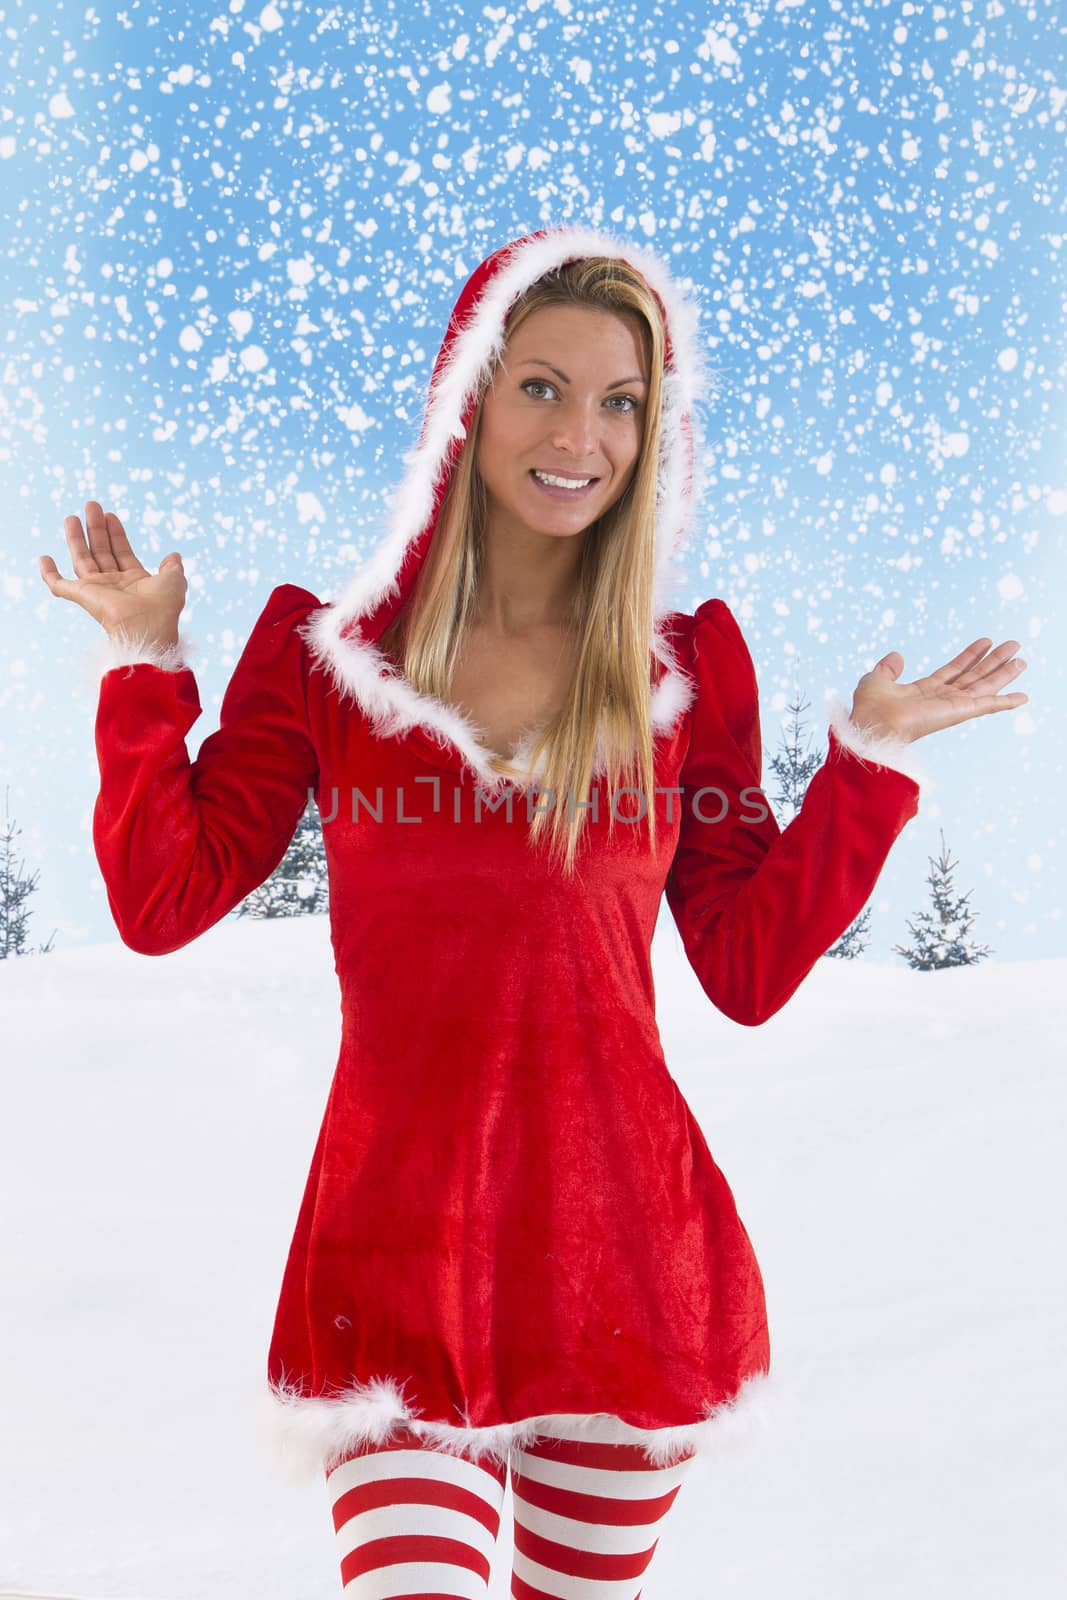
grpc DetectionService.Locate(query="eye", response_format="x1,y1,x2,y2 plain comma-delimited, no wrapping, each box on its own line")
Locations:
520,379,641,414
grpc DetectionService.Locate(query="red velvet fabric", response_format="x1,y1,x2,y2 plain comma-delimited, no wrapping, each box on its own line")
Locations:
92,584,920,1441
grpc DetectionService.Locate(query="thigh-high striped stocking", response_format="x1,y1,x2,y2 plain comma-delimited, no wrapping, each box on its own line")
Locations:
325,1425,508,1598
508,1427,697,1600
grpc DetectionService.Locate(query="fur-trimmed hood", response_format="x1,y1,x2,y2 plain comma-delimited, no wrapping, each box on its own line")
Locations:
298,225,712,790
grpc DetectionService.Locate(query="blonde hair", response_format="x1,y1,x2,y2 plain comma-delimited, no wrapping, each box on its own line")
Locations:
378,256,669,876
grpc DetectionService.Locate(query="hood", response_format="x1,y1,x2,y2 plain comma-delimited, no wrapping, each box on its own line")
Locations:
301,224,711,790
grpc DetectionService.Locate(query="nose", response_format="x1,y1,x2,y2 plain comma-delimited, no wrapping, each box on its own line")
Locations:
550,398,600,459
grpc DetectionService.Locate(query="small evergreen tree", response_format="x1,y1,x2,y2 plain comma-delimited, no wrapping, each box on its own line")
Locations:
0,787,57,958
825,905,871,960
768,692,871,958
893,828,991,970
767,692,821,827
236,802,329,919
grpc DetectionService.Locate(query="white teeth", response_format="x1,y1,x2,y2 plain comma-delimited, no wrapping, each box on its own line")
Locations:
533,470,594,489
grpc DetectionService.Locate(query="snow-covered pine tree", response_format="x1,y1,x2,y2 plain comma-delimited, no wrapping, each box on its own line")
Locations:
893,828,991,970
0,787,56,958
235,801,329,919
768,692,871,958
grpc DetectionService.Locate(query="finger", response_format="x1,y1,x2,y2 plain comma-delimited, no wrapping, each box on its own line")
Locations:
924,637,994,687
926,638,1026,691
975,691,1029,714
923,688,1030,736
63,513,99,578
103,509,145,573
37,554,79,599
952,640,1025,694
85,500,119,572
972,651,1027,696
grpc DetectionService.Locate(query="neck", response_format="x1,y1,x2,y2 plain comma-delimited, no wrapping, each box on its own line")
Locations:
474,516,586,635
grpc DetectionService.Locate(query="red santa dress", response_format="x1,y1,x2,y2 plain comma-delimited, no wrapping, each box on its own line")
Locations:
90,226,928,1477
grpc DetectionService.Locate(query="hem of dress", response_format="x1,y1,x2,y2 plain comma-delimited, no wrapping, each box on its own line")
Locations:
256,1367,776,1478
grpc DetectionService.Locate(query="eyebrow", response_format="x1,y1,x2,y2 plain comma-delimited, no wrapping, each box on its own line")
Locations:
515,358,647,390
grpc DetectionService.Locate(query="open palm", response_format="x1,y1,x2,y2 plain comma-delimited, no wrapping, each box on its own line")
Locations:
851,637,1029,745
38,499,186,639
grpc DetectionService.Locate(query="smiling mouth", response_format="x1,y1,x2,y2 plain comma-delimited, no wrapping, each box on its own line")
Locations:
530,469,600,491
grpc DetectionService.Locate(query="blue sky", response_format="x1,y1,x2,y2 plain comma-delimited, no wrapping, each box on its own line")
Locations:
1,0,1063,959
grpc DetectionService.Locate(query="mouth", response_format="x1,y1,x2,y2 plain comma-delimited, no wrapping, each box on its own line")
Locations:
530,468,601,499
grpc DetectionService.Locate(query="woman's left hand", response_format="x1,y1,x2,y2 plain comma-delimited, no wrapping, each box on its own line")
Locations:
849,637,1029,745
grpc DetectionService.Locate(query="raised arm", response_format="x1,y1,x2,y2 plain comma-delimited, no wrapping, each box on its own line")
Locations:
90,582,323,955
664,599,923,1027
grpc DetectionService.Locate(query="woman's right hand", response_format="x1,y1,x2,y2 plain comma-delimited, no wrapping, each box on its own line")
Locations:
38,500,187,646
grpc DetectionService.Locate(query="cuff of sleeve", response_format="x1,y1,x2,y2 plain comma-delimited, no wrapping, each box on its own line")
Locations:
93,626,194,684
825,692,929,789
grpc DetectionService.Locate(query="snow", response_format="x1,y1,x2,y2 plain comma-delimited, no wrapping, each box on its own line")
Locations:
286,258,315,288
1,920,1063,1597
648,112,683,139
294,490,326,525
698,29,740,69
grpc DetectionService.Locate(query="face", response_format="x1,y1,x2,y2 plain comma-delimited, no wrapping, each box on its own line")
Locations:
473,302,650,543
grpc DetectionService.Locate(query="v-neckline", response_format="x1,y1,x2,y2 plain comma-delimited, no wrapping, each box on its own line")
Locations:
306,607,696,794
425,620,579,771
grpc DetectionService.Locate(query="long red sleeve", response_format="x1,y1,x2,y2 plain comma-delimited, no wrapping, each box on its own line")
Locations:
665,598,921,1027
92,583,322,956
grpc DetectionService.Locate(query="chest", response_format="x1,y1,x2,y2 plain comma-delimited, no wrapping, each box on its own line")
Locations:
447,620,580,761
308,647,691,912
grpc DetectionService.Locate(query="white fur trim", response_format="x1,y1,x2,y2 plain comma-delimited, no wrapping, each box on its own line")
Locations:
298,606,696,795
825,692,929,788
298,610,516,792
305,226,710,783
650,632,698,732
258,1368,776,1479
93,625,193,684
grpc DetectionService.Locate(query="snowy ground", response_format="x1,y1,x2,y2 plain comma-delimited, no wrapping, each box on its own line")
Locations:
1,912,1062,1599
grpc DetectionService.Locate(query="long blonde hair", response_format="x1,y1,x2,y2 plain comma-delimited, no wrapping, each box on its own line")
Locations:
378,256,669,876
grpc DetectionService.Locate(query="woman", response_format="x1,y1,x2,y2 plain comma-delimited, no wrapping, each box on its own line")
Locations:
40,226,1027,1598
